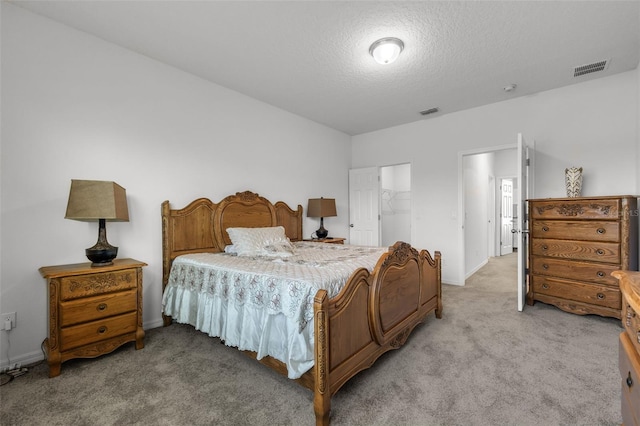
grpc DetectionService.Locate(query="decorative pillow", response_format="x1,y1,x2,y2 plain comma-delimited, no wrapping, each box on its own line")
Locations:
226,226,294,257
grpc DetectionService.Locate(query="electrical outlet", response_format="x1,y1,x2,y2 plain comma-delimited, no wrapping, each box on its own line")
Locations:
0,312,16,331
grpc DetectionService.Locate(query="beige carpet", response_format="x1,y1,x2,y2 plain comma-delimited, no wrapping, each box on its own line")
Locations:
0,253,622,425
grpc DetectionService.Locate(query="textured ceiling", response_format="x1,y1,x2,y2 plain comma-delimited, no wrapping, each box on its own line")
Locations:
11,1,640,135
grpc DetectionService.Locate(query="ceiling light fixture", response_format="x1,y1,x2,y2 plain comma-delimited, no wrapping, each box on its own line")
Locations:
369,37,404,65
503,84,517,92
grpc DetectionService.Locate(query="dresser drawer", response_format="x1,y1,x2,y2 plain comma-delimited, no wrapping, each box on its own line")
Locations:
60,311,138,352
531,198,620,220
530,256,620,286
531,275,620,309
60,268,138,300
531,239,620,263
623,295,640,354
59,289,137,327
531,220,620,242
620,332,640,425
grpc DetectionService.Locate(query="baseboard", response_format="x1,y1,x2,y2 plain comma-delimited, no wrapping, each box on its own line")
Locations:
144,318,165,330
465,259,489,280
1,347,45,370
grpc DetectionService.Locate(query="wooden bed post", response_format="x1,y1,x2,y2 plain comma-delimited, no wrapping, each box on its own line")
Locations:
161,201,173,327
314,289,331,426
434,251,443,319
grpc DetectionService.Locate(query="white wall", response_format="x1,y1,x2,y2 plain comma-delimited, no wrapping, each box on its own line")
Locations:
353,69,639,285
463,153,492,276
0,4,351,366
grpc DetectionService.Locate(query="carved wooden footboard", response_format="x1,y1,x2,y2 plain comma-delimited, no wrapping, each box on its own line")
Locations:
161,192,442,426
311,242,442,425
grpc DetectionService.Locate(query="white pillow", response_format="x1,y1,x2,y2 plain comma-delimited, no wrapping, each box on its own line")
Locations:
226,226,294,257
223,245,237,255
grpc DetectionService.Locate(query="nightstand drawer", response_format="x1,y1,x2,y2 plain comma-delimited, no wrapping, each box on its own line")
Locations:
620,332,640,425
60,312,137,352
60,269,137,300
60,289,137,327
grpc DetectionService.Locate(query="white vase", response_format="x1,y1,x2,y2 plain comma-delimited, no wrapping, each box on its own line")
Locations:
565,167,583,198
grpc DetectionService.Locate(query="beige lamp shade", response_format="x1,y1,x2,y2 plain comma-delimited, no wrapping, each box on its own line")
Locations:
307,198,337,218
65,180,129,222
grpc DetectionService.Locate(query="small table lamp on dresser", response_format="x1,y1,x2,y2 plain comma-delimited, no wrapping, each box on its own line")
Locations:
64,179,129,266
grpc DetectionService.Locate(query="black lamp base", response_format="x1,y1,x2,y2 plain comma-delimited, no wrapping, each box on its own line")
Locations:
86,218,118,267
315,217,329,239
86,246,118,267
315,228,328,239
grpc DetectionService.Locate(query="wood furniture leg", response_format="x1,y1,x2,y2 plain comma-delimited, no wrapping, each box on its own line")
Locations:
314,290,331,426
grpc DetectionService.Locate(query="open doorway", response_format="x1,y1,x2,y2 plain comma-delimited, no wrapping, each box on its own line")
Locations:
349,164,411,247
461,147,518,280
380,163,411,247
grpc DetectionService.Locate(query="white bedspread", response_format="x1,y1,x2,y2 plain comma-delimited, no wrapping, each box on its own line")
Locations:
162,241,386,378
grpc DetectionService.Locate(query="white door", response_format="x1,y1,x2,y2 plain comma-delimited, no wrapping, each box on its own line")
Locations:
516,133,533,311
500,179,514,255
349,167,380,246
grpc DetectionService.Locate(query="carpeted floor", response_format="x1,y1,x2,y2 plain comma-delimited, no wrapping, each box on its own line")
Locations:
0,253,622,425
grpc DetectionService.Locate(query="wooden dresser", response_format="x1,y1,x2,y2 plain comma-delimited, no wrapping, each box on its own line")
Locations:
39,258,146,377
527,196,638,319
615,270,640,425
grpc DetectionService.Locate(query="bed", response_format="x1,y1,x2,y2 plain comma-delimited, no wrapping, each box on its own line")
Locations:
161,191,442,425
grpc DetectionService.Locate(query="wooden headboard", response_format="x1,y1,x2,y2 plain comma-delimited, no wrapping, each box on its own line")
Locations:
161,191,303,322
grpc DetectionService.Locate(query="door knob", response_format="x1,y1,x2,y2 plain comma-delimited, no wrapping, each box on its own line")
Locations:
349,224,354,228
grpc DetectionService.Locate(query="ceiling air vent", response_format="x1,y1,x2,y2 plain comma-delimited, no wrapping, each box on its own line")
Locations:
573,59,609,78
419,107,439,116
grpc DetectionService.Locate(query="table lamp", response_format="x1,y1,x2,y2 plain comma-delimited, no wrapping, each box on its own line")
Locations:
65,179,129,266
307,197,337,239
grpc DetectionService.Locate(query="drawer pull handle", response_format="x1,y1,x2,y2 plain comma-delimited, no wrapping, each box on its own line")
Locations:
98,326,107,334
596,293,605,300
541,245,548,251
542,226,549,232
542,264,549,270
628,372,633,388
97,303,107,311
597,271,605,278
542,284,549,290
596,249,605,256
597,228,606,235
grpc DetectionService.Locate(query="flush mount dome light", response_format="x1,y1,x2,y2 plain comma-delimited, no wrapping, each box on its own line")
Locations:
369,37,404,65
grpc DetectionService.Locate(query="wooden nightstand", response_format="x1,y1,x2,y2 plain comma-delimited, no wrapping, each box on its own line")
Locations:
303,237,346,244
39,258,146,377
